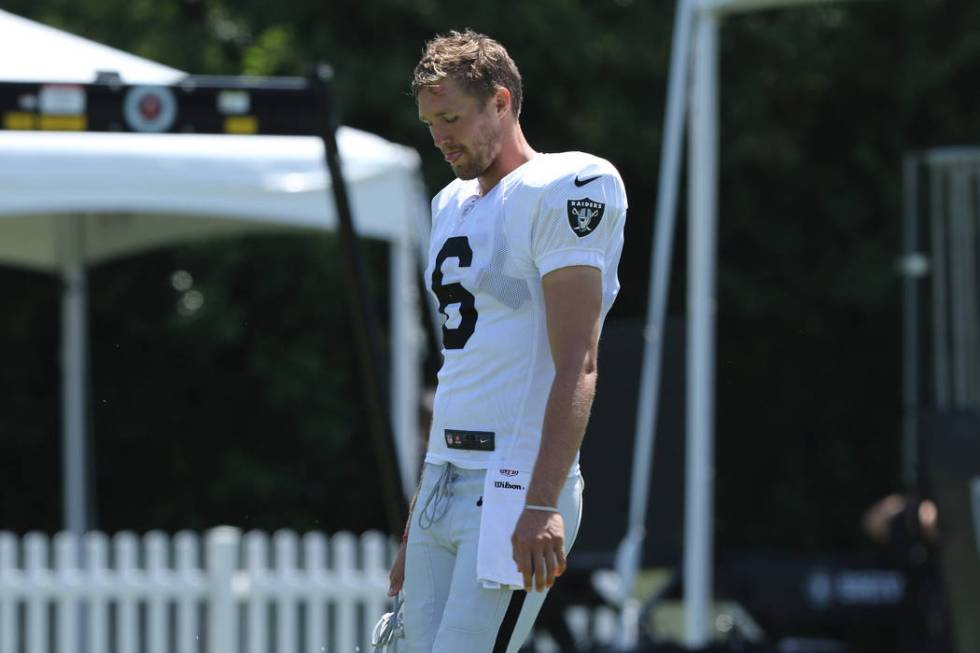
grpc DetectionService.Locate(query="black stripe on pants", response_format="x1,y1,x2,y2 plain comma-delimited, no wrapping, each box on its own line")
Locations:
492,590,527,653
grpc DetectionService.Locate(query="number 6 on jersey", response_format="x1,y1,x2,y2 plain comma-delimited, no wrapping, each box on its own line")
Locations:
431,236,478,350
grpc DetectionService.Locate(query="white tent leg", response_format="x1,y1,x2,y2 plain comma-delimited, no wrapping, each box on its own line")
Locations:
60,218,89,536
685,7,719,648
390,236,420,498
617,0,695,646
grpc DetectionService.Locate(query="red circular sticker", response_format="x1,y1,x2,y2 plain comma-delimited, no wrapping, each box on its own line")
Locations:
124,86,177,132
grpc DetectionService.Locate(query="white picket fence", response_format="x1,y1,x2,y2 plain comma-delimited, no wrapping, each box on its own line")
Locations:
0,527,393,653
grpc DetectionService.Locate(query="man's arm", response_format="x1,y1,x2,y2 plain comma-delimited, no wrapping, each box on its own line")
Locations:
388,476,423,596
511,265,603,592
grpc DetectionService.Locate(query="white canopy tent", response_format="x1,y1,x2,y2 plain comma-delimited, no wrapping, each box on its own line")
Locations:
0,9,428,535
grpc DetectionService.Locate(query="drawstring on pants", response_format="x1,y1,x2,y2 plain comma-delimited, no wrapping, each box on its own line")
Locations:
417,463,455,530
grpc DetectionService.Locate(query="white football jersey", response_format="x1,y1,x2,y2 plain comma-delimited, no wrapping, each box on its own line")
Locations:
423,151,627,473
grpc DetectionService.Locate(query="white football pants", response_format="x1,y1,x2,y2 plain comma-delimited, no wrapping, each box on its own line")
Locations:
401,462,584,653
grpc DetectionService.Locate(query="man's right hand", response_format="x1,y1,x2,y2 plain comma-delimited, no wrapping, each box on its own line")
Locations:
388,541,407,596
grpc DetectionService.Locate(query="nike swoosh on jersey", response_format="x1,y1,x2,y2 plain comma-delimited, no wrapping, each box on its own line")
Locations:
573,175,602,187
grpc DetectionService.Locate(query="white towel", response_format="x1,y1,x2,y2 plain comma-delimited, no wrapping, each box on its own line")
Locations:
476,466,530,589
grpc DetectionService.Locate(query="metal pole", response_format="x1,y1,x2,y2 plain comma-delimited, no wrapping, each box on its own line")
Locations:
971,167,980,407
685,6,719,647
618,0,694,644
949,168,970,407
900,154,921,488
390,235,421,496
930,165,950,409
312,66,407,534
60,218,89,538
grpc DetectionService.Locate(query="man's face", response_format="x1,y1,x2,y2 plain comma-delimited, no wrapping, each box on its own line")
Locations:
417,78,501,181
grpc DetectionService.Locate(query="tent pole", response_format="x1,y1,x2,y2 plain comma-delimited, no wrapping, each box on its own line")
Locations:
685,6,719,647
617,0,694,645
390,234,421,497
60,218,89,537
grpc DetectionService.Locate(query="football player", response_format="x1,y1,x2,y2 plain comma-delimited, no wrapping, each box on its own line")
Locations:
388,29,627,652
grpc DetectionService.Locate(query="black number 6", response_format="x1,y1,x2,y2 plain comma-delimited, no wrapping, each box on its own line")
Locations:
431,236,478,350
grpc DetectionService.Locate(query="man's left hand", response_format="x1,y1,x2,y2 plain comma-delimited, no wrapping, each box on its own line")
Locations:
511,509,567,592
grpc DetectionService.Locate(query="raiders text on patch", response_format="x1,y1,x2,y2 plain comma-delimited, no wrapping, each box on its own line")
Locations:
567,198,606,237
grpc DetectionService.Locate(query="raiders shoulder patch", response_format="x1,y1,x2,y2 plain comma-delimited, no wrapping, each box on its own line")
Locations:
567,198,605,237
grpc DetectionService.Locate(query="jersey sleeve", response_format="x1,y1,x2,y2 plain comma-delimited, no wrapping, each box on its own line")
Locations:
530,171,627,278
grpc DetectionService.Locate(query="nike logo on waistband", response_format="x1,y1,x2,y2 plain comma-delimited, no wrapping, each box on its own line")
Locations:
574,175,601,187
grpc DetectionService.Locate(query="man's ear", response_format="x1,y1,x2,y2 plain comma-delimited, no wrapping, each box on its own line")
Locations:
494,86,511,118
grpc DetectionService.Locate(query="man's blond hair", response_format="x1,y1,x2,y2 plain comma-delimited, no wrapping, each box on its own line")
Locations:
412,29,523,117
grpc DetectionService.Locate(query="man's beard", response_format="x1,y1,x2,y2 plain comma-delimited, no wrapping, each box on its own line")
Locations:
453,120,500,180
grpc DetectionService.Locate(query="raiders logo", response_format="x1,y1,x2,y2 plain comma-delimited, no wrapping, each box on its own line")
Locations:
567,198,605,237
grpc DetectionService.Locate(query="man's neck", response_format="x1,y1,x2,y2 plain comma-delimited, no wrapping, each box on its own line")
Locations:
478,125,537,196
